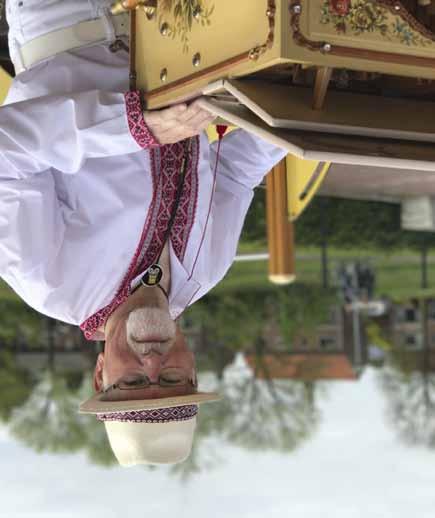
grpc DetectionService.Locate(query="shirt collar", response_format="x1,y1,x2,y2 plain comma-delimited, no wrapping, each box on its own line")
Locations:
130,244,201,321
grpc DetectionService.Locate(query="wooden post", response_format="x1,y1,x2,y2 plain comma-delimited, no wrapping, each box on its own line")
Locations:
266,159,296,285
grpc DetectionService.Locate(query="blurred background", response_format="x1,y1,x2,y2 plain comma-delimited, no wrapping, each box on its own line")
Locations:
2,193,435,517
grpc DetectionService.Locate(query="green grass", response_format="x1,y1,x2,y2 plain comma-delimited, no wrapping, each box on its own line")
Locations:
219,245,435,302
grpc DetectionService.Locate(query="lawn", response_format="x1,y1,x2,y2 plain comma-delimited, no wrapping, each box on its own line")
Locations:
216,245,435,302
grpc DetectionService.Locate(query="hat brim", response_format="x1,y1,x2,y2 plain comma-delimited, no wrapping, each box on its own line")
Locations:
79,391,222,415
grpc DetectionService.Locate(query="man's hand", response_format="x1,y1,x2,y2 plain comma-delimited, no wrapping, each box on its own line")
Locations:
143,99,216,145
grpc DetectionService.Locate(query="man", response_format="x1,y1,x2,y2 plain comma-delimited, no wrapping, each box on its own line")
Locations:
1,0,287,466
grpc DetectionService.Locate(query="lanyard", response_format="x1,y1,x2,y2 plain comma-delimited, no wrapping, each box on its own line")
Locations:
140,138,192,292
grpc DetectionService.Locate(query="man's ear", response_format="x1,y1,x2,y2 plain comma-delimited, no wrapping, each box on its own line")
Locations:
93,353,105,392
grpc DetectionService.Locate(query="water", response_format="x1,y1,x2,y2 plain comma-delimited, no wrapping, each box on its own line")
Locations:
1,270,435,517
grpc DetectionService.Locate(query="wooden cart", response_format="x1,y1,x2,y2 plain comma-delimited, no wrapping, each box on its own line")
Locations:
113,0,435,282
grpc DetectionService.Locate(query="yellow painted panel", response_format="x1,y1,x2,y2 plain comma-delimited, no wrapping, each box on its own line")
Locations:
208,131,328,223
0,67,12,105
286,155,330,222
136,0,278,94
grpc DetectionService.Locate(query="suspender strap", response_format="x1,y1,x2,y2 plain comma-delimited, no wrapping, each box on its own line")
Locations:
15,11,130,74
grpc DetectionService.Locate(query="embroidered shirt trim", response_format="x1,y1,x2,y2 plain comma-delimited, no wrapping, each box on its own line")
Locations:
124,91,159,149
80,137,200,340
97,405,198,423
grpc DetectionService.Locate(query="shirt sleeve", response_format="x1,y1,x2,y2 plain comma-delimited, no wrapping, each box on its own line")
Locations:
209,128,288,191
0,89,159,179
187,130,287,307
0,173,64,308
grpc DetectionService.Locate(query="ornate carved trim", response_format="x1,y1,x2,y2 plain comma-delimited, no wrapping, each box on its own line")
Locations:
376,0,435,43
289,0,435,69
290,1,325,52
248,0,277,60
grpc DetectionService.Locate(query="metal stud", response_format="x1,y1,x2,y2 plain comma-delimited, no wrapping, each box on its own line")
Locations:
322,43,332,53
160,22,170,36
249,48,260,61
160,68,168,82
144,6,156,19
293,4,301,14
394,3,401,10
192,53,201,67
193,6,202,19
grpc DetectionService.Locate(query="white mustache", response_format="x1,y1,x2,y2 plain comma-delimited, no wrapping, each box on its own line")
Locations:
126,307,176,355
128,341,173,356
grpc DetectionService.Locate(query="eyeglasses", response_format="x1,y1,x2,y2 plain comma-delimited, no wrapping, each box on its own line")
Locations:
103,370,197,393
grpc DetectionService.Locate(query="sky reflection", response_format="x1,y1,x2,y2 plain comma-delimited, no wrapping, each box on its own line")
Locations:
1,368,434,518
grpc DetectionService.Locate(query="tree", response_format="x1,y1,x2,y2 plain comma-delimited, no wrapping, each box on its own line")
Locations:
186,284,337,356
296,197,435,251
187,290,267,352
219,355,320,452
0,297,45,347
275,284,336,345
379,363,435,447
379,299,435,447
239,188,267,245
0,351,35,422
9,371,87,453
7,372,118,466
295,197,402,249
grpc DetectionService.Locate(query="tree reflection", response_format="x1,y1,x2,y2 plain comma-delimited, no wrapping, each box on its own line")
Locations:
170,354,321,481
0,351,35,422
380,365,435,447
4,367,117,465
10,371,86,453
220,354,319,452
378,299,435,447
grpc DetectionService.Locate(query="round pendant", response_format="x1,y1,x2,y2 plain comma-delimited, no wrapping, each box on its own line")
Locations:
142,264,164,287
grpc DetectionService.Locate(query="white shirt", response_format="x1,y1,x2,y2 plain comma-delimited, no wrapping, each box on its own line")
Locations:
2,1,287,339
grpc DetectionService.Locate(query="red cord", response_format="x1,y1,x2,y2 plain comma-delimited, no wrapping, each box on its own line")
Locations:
213,125,227,176
216,125,228,140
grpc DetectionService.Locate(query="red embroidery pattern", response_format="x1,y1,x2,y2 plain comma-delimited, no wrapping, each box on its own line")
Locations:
124,91,159,149
170,137,200,262
97,405,198,423
80,137,200,340
153,137,200,263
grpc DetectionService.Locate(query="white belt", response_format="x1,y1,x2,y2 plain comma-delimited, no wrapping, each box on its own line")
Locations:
15,11,130,74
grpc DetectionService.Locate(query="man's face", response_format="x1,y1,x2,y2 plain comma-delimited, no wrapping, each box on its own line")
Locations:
93,310,196,401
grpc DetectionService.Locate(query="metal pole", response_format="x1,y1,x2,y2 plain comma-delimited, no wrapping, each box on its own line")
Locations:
421,244,428,290
321,241,329,288
352,306,362,366
321,198,329,288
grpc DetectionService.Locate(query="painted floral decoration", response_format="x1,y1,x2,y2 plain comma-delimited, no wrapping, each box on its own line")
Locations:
320,0,433,47
329,0,351,16
158,0,215,53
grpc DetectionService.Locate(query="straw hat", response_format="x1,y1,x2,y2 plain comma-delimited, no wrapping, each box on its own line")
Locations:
79,392,221,466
